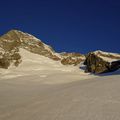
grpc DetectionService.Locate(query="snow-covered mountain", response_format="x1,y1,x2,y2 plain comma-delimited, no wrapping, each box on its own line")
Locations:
0,30,61,58
0,30,120,120
0,30,85,69
0,29,120,74
0,29,120,120
0,48,94,83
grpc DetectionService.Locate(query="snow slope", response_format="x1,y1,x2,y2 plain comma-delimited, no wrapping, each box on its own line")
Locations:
0,49,95,84
0,49,119,84
0,50,120,120
0,67,120,120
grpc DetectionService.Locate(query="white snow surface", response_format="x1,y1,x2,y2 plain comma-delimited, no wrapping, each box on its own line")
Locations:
0,49,94,84
94,50,120,62
98,56,119,62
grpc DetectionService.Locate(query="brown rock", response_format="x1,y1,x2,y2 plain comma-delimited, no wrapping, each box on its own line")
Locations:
61,53,85,65
84,51,120,74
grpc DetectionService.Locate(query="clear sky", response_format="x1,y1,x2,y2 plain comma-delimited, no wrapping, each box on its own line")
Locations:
0,0,120,53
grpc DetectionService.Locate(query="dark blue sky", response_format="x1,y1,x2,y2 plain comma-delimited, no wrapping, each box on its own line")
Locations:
0,0,120,53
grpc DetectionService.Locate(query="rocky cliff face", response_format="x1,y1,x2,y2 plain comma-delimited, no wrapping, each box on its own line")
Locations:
84,51,120,74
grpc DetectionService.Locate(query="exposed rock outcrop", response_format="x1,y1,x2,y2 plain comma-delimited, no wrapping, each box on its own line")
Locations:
60,53,85,65
0,48,22,69
84,51,120,74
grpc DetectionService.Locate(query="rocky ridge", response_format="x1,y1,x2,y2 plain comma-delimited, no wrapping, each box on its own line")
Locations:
60,52,85,65
0,30,120,74
0,30,85,68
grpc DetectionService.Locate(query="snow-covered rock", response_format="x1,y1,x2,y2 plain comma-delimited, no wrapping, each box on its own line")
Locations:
84,50,120,74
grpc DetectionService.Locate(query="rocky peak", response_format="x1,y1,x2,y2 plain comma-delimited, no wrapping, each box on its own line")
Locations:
0,29,62,69
0,29,60,58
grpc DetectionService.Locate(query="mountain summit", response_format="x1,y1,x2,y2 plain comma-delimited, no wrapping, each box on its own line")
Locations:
0,30,85,69
0,30,61,58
